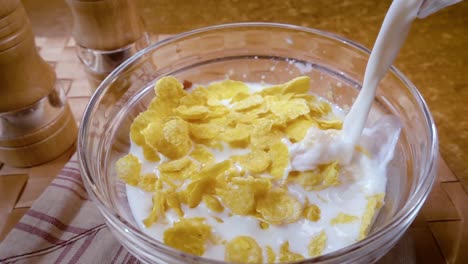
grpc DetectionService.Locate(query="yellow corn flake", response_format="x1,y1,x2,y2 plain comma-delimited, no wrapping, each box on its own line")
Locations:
153,76,187,101
185,179,211,208
308,101,332,117
259,222,269,230
359,194,385,240
196,159,232,180
256,189,302,225
226,111,258,125
293,93,316,102
256,84,283,96
203,195,224,213
236,149,271,174
141,119,164,150
330,212,359,225
270,98,310,124
138,173,158,192
218,183,255,215
288,170,322,191
252,129,283,151
281,76,310,94
220,123,251,144
148,77,187,117
160,118,192,159
115,154,141,186
322,161,340,187
159,156,192,172
175,105,209,120
303,204,321,222
308,231,327,257
225,236,263,264
207,79,249,100
189,123,220,141
355,145,371,158
232,94,264,111
217,176,270,215
205,105,230,119
269,142,290,179
279,241,304,262
186,160,232,208
130,110,159,146
288,162,340,190
179,86,208,106
142,144,160,162
232,176,272,196
315,118,343,130
266,245,276,263
230,92,250,102
163,217,212,256
285,118,315,142
165,191,184,217
143,191,166,227
190,145,215,165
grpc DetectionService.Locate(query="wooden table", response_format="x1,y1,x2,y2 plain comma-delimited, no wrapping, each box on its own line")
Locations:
0,34,467,263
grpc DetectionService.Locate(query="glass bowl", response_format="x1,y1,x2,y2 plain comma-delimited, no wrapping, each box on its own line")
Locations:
77,23,438,264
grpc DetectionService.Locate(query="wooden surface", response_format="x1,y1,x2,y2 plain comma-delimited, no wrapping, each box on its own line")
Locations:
0,34,467,263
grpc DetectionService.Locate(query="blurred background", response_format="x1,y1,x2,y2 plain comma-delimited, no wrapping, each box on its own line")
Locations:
20,0,468,190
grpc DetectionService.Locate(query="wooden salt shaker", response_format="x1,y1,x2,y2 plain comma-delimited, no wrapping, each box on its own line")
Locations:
0,0,77,167
66,0,150,90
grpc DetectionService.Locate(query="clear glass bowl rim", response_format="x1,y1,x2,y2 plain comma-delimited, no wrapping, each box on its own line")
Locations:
77,22,439,263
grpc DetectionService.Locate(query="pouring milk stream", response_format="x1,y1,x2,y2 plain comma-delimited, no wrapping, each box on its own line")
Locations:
301,0,461,165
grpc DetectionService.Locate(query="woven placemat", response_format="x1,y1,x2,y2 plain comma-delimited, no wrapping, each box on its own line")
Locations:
0,35,467,263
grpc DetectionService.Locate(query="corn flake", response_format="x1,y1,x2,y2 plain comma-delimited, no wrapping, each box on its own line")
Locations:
190,145,215,165
279,241,304,262
359,194,384,240
330,212,359,225
266,246,276,263
218,183,255,215
236,149,270,174
225,236,263,263
285,118,315,142
220,123,251,144
138,173,158,192
160,118,191,159
159,156,192,172
163,217,212,256
207,80,249,100
175,105,209,120
270,98,310,124
203,195,224,213
315,118,343,130
256,189,302,225
232,94,264,111
130,110,159,146
143,191,166,227
281,76,310,94
142,144,160,162
189,123,220,141
303,204,321,222
308,231,327,257
141,119,164,151
269,142,290,179
115,154,140,186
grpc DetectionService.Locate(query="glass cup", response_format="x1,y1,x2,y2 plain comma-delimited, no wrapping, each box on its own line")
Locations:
78,23,438,264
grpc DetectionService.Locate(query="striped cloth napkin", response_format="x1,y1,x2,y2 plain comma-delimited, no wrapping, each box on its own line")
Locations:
0,154,139,264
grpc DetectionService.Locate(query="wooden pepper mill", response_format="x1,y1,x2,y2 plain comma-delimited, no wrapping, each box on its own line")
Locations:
0,0,78,167
66,0,150,90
